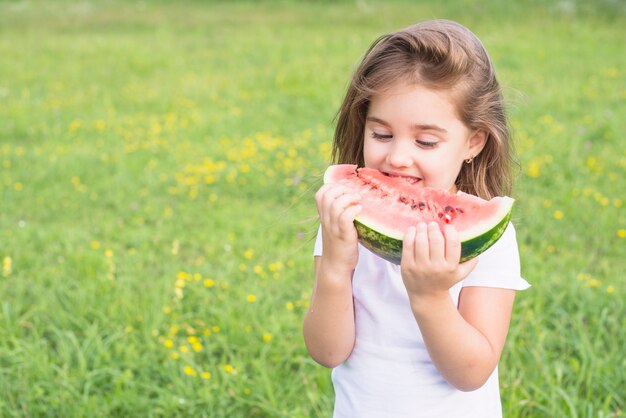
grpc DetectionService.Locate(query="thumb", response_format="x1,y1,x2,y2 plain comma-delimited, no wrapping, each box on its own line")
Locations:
457,257,479,279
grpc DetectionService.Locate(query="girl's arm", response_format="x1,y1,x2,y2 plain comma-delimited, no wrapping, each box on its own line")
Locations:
401,222,516,391
302,183,361,368
303,256,356,368
410,286,515,391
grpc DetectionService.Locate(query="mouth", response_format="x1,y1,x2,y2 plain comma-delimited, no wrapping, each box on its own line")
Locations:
383,172,421,185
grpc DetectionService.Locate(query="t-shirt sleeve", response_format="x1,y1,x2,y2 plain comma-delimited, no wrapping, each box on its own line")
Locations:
461,222,530,290
313,225,323,257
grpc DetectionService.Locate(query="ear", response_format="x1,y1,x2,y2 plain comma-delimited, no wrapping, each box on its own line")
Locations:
468,130,488,159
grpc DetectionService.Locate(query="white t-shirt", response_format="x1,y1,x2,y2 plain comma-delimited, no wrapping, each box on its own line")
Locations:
313,223,530,418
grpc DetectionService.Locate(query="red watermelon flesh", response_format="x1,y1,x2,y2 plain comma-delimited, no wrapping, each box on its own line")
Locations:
323,164,514,264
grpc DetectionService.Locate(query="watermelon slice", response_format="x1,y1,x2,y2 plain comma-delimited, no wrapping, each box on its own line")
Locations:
323,164,514,264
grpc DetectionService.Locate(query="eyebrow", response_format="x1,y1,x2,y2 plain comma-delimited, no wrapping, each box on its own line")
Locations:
365,116,448,133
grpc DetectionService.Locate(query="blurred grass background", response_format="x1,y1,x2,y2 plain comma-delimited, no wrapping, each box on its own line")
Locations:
0,0,624,416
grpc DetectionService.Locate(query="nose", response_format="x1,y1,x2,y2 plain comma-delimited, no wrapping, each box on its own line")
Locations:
386,139,413,168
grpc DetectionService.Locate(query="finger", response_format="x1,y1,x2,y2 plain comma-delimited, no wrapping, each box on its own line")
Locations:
316,183,355,207
414,222,429,263
314,183,334,215
338,204,362,231
427,222,445,261
317,184,358,223
402,226,417,264
457,257,479,279
443,224,461,264
332,192,361,213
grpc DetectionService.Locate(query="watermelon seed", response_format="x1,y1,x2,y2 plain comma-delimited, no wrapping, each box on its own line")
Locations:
438,212,444,219
399,196,408,204
456,207,464,214
418,202,426,210
411,204,418,210
445,206,453,213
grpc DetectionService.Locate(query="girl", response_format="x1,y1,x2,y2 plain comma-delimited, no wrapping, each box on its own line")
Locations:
303,20,530,417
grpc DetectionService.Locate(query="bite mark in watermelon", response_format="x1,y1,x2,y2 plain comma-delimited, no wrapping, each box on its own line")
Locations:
323,164,514,264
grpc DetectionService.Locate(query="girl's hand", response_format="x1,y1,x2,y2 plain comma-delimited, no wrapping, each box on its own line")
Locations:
315,183,362,274
400,222,478,300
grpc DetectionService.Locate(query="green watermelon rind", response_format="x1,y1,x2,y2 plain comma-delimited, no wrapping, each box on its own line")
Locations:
355,208,512,265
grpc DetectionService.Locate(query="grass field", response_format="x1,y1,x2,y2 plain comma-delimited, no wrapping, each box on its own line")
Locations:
0,0,624,416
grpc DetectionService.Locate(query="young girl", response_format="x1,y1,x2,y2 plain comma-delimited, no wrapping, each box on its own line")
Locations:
303,20,530,417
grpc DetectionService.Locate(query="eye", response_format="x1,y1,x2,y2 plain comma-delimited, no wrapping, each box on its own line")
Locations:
371,132,393,141
415,139,437,149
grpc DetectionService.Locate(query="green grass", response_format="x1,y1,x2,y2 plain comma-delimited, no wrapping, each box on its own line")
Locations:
1,0,624,416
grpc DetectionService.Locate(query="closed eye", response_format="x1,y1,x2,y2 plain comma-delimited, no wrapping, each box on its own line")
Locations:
416,140,437,148
371,132,393,141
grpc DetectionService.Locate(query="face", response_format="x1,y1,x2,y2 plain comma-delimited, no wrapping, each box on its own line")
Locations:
363,82,485,193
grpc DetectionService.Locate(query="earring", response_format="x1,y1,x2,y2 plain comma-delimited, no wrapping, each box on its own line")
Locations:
465,156,474,164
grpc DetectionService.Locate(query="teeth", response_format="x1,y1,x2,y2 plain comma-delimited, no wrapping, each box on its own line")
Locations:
383,172,420,184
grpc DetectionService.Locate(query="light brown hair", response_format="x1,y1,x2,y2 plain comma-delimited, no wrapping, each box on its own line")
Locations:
332,19,515,199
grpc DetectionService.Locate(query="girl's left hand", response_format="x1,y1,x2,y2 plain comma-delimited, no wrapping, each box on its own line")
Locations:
400,222,478,299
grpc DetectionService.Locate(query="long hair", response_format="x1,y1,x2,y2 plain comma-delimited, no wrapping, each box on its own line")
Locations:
332,20,515,199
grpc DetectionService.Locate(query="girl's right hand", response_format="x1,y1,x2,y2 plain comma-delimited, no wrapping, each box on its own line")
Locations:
315,183,362,274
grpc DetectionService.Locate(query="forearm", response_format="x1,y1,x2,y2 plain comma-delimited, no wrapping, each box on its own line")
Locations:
303,260,355,368
410,293,501,391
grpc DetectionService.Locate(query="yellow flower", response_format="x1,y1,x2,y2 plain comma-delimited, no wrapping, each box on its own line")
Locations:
606,285,615,294
263,333,272,343
587,279,601,288
164,339,174,348
204,279,215,288
268,262,283,272
617,229,626,239
246,294,256,303
243,249,254,260
286,302,294,311
163,306,172,314
90,240,101,250
184,365,197,376
68,119,82,133
105,249,114,258
180,345,189,353
201,372,211,380
171,352,180,360
2,256,11,277
553,210,564,220
224,364,234,373
526,161,541,178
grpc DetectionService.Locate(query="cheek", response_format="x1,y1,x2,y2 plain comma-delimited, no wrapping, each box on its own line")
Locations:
362,138,381,166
